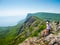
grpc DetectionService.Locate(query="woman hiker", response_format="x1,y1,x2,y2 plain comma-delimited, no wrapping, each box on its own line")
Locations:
42,20,51,37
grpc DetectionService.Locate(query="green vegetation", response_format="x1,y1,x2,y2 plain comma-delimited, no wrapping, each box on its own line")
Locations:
0,21,23,45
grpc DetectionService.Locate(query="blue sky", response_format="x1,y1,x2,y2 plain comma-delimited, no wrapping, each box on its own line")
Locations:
0,0,60,26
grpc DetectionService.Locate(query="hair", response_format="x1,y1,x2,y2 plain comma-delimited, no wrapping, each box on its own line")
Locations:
46,20,50,22
56,21,59,25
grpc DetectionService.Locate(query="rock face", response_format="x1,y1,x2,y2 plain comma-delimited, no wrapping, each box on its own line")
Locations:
19,33,60,45
44,33,60,45
17,16,36,35
19,37,43,45
11,16,46,45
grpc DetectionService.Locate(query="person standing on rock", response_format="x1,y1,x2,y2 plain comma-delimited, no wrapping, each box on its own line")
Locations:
46,20,51,34
44,20,51,36
56,21,60,31
42,20,51,37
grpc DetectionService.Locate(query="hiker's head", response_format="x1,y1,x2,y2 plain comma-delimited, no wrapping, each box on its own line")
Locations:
46,20,50,24
57,21,59,25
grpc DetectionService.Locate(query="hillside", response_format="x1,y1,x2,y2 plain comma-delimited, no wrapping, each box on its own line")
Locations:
0,26,20,45
10,12,60,45
0,12,60,45
10,16,46,45
0,16,45,45
10,16,60,45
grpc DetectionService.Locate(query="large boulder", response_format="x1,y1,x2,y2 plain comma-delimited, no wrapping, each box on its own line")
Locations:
44,33,60,45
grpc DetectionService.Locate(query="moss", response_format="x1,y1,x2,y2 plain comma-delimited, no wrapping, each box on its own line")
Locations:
31,30,38,37
29,26,34,32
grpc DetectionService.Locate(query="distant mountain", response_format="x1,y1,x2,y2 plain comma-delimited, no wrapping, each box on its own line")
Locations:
27,12,60,21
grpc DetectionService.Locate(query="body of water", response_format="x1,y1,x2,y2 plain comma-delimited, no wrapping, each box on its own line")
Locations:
0,16,26,27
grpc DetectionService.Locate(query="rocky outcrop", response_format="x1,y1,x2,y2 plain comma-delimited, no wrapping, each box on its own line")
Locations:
44,33,60,45
18,33,60,45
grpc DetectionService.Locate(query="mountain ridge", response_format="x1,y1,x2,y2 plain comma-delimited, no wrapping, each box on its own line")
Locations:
26,12,60,21
0,12,60,45
10,16,46,45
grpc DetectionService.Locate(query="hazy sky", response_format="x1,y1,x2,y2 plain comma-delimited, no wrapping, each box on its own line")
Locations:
0,0,60,26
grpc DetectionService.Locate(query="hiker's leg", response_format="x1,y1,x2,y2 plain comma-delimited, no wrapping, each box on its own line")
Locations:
49,29,51,34
44,30,48,36
45,29,50,36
